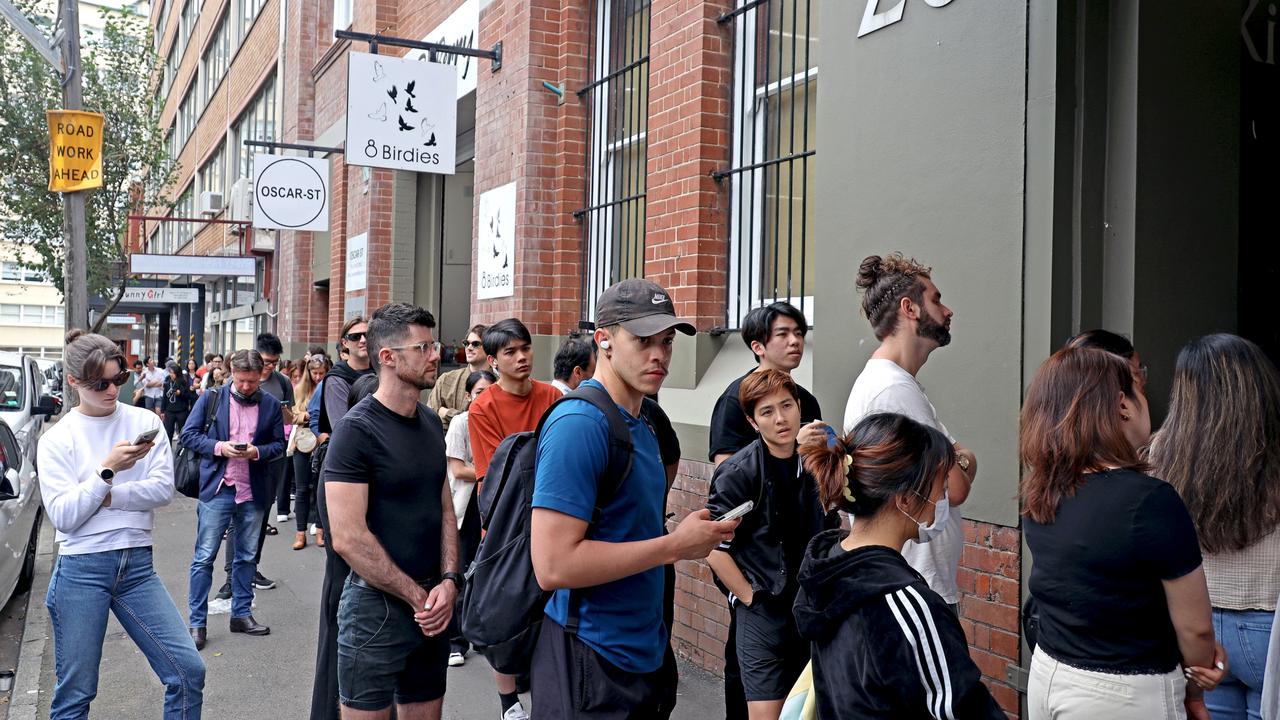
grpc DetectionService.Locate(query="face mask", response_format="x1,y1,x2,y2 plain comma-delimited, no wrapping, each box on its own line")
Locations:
900,491,950,544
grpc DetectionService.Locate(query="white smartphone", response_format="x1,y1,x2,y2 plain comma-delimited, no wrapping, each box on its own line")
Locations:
132,428,160,445
717,500,754,522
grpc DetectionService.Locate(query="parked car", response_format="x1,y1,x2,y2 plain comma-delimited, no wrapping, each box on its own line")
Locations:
0,353,59,461
34,357,63,401
0,415,41,605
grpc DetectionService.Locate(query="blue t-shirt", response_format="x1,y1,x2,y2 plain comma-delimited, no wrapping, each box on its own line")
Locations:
532,379,668,674
308,379,324,436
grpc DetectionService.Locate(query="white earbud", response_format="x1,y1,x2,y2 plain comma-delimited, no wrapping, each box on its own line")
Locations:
599,340,610,350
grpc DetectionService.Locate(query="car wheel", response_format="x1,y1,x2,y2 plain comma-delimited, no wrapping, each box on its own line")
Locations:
14,511,40,594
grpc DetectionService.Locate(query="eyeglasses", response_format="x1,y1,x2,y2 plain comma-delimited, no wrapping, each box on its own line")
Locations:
261,357,279,367
464,341,483,349
345,332,367,342
89,371,131,392
386,341,442,356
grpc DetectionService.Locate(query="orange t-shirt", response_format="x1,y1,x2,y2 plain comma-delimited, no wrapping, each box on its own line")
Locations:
468,380,563,479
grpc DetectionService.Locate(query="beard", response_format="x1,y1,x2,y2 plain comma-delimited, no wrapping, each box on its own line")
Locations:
916,312,952,347
396,363,436,392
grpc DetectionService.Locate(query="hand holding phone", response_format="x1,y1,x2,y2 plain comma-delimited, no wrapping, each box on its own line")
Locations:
233,443,249,451
717,500,754,522
132,428,160,446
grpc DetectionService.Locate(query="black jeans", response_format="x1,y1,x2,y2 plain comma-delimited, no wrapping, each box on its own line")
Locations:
276,455,294,516
222,459,287,574
309,477,351,720
447,486,481,654
293,450,319,532
163,409,189,442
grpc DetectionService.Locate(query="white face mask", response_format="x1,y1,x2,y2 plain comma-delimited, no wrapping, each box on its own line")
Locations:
899,491,950,544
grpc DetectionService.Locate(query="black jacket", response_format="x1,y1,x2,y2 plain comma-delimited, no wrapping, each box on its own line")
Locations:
706,439,837,598
794,531,1007,720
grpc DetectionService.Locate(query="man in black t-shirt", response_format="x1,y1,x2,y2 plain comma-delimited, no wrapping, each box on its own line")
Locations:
324,303,460,720
707,302,827,720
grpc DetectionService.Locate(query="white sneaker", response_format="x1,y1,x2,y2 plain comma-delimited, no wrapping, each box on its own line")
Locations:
308,523,317,536
501,703,529,720
276,514,288,523
448,651,465,667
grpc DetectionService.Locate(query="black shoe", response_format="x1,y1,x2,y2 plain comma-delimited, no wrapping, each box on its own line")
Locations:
229,615,270,636
189,626,206,651
214,581,231,600
252,571,276,590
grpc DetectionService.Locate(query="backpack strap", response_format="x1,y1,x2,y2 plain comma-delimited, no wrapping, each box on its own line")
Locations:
202,389,219,432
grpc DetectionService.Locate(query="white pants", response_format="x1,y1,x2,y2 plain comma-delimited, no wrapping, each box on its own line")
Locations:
1028,650,1187,720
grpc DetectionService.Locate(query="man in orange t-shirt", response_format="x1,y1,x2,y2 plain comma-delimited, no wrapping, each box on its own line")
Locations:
465,317,561,718
468,318,563,480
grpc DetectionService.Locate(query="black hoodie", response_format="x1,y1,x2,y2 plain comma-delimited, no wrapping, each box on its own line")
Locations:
793,530,1006,720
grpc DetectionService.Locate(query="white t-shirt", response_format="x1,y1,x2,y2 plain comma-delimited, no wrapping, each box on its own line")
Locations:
844,358,962,604
445,411,474,529
37,403,175,554
142,366,167,399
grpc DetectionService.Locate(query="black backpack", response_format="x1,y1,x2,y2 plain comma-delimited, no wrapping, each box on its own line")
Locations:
174,389,218,499
460,385,635,675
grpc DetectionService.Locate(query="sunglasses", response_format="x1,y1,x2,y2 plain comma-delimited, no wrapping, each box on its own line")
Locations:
89,371,131,392
386,341,443,355
464,341,483,349
345,332,367,342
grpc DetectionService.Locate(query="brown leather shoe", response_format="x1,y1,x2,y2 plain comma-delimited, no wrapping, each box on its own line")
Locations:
229,615,270,636
292,531,306,550
189,626,206,650
316,527,325,547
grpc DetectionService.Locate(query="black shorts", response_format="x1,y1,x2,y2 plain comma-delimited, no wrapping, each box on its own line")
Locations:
734,592,809,701
336,574,449,710
531,617,666,720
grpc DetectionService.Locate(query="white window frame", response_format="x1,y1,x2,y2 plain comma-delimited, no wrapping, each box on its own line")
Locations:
332,0,353,35
725,0,818,328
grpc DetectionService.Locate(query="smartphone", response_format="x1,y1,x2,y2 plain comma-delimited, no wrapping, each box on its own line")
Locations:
717,500,754,522
233,443,249,451
132,428,160,445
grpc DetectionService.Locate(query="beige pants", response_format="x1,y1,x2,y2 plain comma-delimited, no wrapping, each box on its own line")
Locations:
1027,650,1187,720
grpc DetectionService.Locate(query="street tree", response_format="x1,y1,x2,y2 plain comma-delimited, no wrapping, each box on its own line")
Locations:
0,1,176,331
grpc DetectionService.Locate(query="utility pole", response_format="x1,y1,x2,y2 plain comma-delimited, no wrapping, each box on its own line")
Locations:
0,0,88,333
58,0,88,333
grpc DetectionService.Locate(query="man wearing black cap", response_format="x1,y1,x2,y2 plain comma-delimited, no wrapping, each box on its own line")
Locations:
529,279,741,718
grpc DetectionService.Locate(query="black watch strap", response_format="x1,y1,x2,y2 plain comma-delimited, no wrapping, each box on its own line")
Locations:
441,572,463,588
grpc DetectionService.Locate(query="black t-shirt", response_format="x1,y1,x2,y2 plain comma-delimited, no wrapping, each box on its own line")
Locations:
1025,469,1202,674
323,396,447,582
709,371,822,460
764,452,814,592
259,370,295,407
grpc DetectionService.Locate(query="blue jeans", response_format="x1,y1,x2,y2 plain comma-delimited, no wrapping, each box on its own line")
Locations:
1206,608,1274,720
188,484,262,626
46,547,205,720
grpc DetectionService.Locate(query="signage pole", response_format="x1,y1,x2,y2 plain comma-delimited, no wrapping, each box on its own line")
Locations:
59,0,88,334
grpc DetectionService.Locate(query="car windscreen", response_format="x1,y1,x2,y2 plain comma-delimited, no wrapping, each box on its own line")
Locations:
0,366,24,410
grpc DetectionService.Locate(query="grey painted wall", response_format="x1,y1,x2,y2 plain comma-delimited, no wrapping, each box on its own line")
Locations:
812,0,1030,527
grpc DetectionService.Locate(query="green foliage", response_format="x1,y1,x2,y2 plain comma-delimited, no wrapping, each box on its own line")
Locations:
0,0,176,299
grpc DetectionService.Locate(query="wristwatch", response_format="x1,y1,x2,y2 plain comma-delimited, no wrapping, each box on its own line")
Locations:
441,572,464,589
96,467,115,483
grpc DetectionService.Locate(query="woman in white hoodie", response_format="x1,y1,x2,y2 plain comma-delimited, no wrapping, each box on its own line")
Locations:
39,331,205,720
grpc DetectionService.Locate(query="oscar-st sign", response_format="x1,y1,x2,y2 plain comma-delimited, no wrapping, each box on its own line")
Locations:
345,51,458,174
252,155,330,231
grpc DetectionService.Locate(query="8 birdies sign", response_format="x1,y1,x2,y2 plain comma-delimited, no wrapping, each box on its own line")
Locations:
345,52,457,174
252,155,330,231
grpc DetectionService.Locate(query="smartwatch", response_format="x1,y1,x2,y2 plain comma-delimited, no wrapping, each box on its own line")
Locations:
96,467,115,483
441,572,464,589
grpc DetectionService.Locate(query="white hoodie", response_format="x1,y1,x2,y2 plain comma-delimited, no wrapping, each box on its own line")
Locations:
37,402,174,554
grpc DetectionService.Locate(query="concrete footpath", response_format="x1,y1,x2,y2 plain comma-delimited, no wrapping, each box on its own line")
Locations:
8,495,723,719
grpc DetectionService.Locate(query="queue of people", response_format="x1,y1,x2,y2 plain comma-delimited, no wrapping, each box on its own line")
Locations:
33,258,1280,720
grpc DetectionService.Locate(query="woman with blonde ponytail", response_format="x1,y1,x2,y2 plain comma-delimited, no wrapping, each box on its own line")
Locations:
791,413,1004,719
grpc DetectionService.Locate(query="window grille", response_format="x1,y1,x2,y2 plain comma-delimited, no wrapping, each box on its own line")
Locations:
716,0,818,328
575,0,651,318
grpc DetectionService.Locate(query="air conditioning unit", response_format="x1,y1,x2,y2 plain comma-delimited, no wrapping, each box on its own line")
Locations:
228,178,254,222
198,191,224,215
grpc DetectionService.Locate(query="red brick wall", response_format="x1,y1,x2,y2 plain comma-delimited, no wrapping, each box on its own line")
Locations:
666,459,1024,719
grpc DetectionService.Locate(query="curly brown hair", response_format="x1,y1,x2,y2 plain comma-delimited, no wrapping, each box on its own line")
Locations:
855,253,932,340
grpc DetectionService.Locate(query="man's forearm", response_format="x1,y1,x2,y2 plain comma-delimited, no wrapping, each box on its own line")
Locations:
335,529,422,606
439,484,459,575
534,534,672,590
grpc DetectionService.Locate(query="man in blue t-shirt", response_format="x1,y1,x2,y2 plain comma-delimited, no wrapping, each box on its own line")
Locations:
530,279,741,718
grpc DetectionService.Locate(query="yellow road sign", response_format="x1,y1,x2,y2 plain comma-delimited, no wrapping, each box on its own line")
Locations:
47,110,104,193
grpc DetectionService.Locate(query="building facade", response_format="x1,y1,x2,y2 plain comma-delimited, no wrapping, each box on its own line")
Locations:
143,1,1275,716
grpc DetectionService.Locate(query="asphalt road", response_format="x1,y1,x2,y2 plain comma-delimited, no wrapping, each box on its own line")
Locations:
12,494,724,719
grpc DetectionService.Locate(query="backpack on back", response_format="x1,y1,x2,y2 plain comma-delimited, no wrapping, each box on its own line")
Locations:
460,384,635,675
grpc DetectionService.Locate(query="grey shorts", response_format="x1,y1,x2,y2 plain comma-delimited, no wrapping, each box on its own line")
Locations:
336,574,448,711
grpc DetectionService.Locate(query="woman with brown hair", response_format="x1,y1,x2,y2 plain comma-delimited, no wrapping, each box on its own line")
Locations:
1021,346,1222,719
1149,334,1280,720
792,413,1004,719
288,353,331,549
